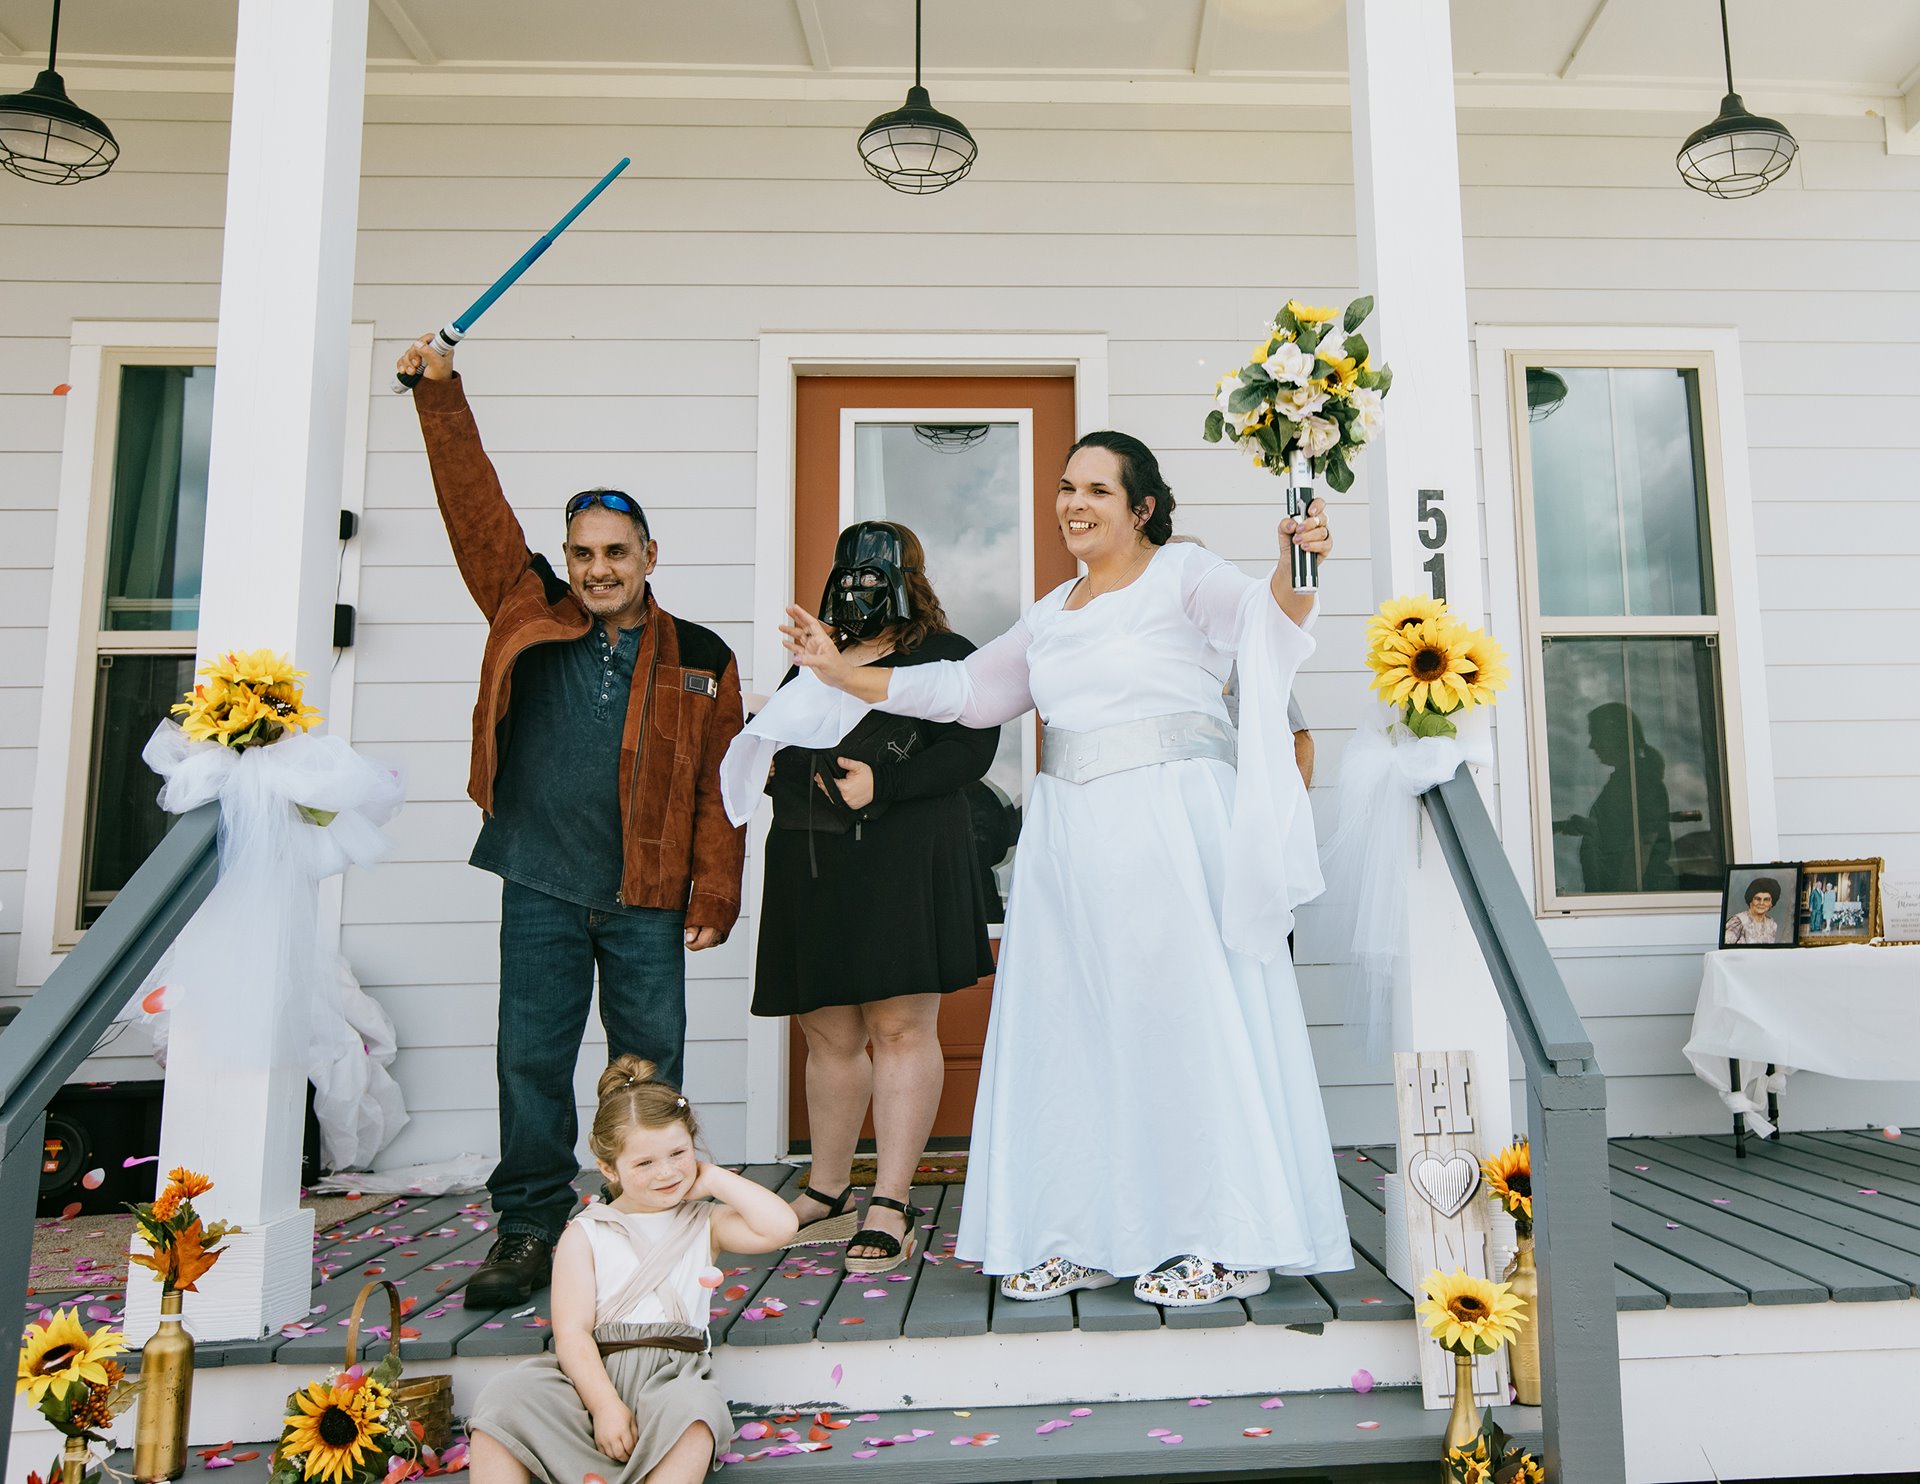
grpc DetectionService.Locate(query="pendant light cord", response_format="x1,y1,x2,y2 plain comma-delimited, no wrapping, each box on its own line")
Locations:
914,0,923,89
1718,0,1734,96
48,0,63,73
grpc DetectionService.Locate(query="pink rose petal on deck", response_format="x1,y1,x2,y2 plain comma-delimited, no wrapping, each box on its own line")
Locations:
1148,1429,1168,1438
1356,1420,1381,1430
1070,1407,1092,1418
1159,1435,1184,1446
1244,1427,1272,1438
1859,1189,1879,1196
853,1451,876,1460
1352,1368,1374,1393
1260,1397,1284,1409
854,1414,879,1423
830,1364,844,1387
1187,1397,1211,1407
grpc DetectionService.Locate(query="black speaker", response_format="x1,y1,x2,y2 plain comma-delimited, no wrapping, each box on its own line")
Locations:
38,1080,324,1217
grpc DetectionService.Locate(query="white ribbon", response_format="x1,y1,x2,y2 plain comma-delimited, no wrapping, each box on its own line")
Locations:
138,723,410,1170
1315,708,1489,1059
1715,1061,1793,1139
720,669,871,827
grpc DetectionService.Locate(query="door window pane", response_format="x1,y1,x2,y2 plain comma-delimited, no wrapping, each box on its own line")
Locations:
80,653,197,927
1542,637,1729,898
102,365,214,632
1529,367,1713,619
852,421,1022,919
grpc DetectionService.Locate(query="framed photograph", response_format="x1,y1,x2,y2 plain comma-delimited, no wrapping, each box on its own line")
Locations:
1718,863,1802,949
1799,859,1883,946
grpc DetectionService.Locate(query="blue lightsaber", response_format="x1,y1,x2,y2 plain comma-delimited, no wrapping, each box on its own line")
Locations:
392,156,630,392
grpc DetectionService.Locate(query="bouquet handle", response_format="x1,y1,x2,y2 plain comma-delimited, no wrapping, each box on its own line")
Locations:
1286,453,1320,594
344,1279,405,1368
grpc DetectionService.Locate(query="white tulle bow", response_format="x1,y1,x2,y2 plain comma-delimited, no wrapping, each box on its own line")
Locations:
138,723,410,1170
1315,709,1490,1059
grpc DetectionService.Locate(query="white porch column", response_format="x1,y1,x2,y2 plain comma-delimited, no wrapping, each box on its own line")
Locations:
126,0,368,1344
1346,0,1513,1150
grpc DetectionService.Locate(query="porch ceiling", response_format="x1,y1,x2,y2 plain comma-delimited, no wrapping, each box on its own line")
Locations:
2,0,1916,107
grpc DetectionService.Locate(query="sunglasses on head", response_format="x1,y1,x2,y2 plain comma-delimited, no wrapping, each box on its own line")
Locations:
565,489,650,535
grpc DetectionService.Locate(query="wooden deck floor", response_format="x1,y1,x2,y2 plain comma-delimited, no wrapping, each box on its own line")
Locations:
25,1130,1919,1372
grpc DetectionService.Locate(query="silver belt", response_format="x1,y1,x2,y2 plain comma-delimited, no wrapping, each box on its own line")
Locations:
1039,710,1237,785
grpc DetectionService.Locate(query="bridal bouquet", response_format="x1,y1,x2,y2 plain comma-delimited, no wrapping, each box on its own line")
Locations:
1201,295,1393,490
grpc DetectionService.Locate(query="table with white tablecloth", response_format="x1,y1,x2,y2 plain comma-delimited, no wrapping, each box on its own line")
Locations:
1684,944,1920,1148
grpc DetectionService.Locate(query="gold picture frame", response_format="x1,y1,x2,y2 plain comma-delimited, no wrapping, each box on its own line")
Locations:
1797,858,1883,946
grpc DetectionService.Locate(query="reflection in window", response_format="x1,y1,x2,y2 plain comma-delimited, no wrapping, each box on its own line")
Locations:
1530,367,1713,619
853,422,1023,919
81,653,197,925
103,365,213,633
1543,637,1728,897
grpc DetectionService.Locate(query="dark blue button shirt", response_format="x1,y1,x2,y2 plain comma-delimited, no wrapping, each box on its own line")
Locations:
471,618,643,912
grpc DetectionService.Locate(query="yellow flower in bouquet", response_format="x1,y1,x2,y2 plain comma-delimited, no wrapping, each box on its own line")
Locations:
1484,1140,1533,1236
172,650,322,750
1285,299,1340,324
281,1379,390,1484
17,1309,127,1405
1419,1268,1527,1356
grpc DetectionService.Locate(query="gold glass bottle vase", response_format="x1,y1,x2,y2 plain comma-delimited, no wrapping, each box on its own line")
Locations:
60,1435,92,1484
1503,1233,1542,1406
1442,1349,1481,1470
132,1289,195,1483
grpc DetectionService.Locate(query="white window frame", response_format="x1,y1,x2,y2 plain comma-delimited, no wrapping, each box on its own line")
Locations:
1474,326,1776,941
742,331,1109,1161
19,322,374,986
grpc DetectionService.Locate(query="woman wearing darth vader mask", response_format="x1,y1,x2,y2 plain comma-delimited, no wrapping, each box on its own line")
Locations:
753,521,997,1273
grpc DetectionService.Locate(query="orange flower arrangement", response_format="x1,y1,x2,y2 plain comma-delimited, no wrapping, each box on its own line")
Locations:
128,1168,239,1294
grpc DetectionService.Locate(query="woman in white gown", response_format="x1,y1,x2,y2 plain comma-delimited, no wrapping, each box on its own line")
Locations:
772,431,1352,1308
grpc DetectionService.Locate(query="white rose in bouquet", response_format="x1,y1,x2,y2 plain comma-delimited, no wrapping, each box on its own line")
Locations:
1350,386,1385,438
1261,339,1318,386
1214,373,1267,435
1298,414,1341,458
1275,382,1329,423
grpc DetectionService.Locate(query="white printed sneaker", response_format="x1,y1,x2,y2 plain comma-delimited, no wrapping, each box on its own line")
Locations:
998,1256,1119,1301
1133,1254,1272,1308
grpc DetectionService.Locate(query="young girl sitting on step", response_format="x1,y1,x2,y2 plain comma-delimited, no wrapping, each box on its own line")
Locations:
467,1056,800,1483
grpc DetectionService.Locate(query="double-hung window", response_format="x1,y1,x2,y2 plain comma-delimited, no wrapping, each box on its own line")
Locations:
1509,352,1742,913
64,355,215,937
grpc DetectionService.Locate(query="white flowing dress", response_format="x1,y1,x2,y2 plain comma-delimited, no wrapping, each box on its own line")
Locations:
875,541,1352,1278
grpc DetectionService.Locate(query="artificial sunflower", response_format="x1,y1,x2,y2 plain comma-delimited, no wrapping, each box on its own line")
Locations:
1285,299,1340,324
1366,593,1448,650
17,1310,126,1405
1456,627,1511,708
1369,617,1475,714
1315,345,1359,392
1504,1452,1546,1484
281,1381,388,1484
1419,1269,1528,1356
1483,1140,1533,1236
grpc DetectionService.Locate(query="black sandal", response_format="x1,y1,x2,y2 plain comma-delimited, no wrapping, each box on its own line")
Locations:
844,1195,919,1274
784,1184,860,1248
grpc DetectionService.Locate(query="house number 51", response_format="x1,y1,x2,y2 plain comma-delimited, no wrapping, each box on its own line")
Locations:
1417,487,1447,601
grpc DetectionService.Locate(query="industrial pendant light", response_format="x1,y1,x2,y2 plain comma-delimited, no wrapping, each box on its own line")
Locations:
1675,0,1796,199
0,0,120,184
857,0,976,195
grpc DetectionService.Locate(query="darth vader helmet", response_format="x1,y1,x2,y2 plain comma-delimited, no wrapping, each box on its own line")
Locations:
820,521,913,641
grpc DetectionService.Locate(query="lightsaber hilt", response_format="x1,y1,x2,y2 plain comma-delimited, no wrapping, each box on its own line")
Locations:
1287,451,1320,593
392,325,467,395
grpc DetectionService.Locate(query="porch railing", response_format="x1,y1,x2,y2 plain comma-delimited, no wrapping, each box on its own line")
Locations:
0,805,218,1483
1423,767,1626,1484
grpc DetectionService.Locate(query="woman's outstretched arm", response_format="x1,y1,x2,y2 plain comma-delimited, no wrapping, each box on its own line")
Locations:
782,605,1036,728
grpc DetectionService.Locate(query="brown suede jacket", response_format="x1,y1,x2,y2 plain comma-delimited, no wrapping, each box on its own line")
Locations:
413,375,745,938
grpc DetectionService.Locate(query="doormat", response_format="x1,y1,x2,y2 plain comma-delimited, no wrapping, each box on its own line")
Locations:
796,1155,968,1189
28,1192,397,1293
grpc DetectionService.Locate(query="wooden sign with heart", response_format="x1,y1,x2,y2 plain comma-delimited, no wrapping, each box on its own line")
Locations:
1392,1049,1509,1412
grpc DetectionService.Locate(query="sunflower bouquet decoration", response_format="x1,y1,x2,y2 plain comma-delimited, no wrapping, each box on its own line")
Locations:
1202,295,1392,490
1446,1411,1546,1484
1366,594,1510,739
1419,1268,1528,1358
1484,1140,1533,1240
129,1167,240,1294
270,1362,423,1484
18,1310,138,1472
171,649,323,750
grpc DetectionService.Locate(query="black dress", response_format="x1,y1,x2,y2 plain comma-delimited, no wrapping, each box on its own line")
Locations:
752,630,999,1016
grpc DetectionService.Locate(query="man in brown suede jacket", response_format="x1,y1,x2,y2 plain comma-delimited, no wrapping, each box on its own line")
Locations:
399,335,745,1304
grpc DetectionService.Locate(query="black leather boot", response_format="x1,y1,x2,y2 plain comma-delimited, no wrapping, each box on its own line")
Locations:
466,1233,553,1309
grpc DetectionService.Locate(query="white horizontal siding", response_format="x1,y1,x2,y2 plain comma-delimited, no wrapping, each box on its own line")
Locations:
5,87,1918,1163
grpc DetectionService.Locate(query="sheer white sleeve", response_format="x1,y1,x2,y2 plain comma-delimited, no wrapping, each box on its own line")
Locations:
1171,545,1326,962
876,617,1036,728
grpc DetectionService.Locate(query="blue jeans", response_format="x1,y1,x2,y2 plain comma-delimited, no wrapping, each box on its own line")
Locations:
491,879,687,1243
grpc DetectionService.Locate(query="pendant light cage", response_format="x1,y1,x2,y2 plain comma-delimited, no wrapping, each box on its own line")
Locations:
857,0,976,195
0,1,120,184
1675,0,1795,198
1525,368,1569,424
913,423,991,452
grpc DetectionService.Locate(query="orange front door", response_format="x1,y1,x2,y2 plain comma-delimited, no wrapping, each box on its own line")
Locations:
788,375,1077,1145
